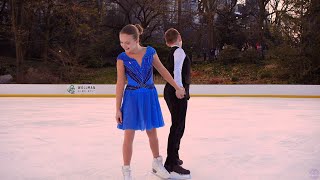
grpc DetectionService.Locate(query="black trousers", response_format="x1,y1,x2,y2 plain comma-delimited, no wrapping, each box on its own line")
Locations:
164,84,189,166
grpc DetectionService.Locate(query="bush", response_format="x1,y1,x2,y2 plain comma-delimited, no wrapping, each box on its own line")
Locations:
80,55,104,68
217,45,240,64
0,66,8,75
239,49,261,64
79,32,120,68
209,77,228,84
266,44,312,83
231,76,239,82
24,67,60,84
79,42,107,68
0,58,15,76
258,69,272,79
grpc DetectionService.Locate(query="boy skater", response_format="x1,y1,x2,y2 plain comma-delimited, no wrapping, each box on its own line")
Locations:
163,28,191,179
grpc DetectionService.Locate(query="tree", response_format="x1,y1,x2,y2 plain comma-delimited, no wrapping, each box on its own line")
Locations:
0,0,11,51
198,0,218,50
258,0,271,45
10,0,28,83
215,0,241,47
110,0,164,41
302,0,320,83
177,0,182,29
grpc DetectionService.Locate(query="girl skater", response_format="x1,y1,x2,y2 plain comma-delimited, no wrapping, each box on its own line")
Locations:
115,24,185,180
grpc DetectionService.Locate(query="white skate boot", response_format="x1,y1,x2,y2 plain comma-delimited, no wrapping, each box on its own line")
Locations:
152,156,170,179
122,165,132,180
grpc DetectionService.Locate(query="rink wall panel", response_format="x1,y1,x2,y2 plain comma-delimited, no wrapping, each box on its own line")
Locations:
0,84,319,98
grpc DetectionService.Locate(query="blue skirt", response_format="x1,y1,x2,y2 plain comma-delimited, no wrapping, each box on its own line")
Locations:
117,87,165,131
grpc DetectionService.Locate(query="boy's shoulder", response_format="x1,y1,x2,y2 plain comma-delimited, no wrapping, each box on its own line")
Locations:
173,47,186,54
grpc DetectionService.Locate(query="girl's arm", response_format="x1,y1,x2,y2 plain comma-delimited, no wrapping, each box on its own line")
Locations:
153,53,185,98
115,60,125,123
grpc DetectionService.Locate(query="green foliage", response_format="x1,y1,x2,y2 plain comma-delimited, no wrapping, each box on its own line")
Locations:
79,44,104,68
0,57,15,76
231,76,239,82
267,44,312,83
218,45,240,64
2,0,319,84
79,32,119,68
258,69,273,79
300,2,320,84
80,55,104,68
24,67,60,84
73,67,117,84
239,49,261,64
0,66,8,75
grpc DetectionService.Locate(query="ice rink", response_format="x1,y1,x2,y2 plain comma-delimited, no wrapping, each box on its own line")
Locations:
0,97,320,180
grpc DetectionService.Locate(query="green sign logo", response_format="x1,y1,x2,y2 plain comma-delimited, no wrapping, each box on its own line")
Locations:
67,85,76,94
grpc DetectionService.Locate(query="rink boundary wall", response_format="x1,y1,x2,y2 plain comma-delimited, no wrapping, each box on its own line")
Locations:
0,84,320,98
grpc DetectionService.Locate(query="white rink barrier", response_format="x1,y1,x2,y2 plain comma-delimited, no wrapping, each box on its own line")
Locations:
0,84,319,98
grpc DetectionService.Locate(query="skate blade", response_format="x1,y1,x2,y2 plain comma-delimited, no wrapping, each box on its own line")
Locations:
150,171,191,180
150,170,171,180
169,172,192,180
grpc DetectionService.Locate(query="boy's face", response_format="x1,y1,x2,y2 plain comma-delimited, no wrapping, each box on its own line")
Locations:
119,33,138,53
178,35,183,47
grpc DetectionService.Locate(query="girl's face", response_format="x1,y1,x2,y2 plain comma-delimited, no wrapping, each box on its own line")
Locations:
119,33,138,53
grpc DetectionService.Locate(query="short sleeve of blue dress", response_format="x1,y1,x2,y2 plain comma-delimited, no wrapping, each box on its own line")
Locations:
116,53,126,61
117,46,164,131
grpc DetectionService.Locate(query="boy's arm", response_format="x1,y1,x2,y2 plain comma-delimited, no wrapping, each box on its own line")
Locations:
173,48,186,87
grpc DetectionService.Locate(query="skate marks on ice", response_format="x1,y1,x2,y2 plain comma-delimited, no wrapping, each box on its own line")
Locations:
146,171,191,180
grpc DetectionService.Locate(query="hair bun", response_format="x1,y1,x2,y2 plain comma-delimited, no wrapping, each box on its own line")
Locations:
134,24,144,35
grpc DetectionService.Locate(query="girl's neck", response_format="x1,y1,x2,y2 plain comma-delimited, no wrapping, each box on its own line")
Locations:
130,45,143,54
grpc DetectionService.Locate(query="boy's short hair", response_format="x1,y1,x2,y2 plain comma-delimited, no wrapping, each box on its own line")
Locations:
164,28,180,44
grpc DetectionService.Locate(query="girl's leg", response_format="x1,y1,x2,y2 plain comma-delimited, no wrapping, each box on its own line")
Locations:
147,128,170,178
123,130,135,165
146,128,159,158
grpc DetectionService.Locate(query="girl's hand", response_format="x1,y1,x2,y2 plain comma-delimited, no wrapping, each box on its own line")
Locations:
115,110,122,124
175,87,185,99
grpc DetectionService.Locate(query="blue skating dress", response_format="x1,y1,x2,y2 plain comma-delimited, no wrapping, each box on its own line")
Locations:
117,46,165,131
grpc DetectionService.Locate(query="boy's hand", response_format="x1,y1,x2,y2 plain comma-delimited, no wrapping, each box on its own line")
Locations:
175,87,185,99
